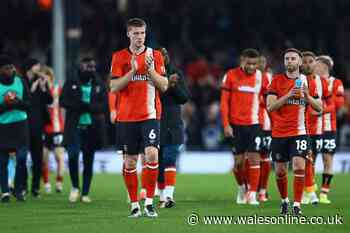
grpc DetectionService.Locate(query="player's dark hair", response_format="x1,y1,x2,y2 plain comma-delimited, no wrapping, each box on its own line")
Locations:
127,18,147,30
284,48,302,57
241,48,260,58
302,51,316,58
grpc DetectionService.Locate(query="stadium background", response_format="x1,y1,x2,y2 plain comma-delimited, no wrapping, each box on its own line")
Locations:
0,1,350,233
1,0,350,173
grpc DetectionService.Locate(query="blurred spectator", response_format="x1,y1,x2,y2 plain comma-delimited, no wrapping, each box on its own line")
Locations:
201,102,222,150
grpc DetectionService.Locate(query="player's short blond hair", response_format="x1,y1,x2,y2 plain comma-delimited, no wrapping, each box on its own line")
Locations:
316,55,334,70
126,18,146,31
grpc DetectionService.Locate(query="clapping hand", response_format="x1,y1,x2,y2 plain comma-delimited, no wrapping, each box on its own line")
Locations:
145,55,154,71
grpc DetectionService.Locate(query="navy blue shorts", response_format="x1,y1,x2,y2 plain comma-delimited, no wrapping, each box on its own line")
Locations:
116,119,160,155
271,135,309,162
231,124,262,155
322,131,337,154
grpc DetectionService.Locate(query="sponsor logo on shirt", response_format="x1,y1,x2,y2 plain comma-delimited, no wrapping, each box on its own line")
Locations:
286,98,306,105
237,86,259,93
131,74,150,81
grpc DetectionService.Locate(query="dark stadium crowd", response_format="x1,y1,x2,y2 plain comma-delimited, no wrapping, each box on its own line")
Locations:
1,0,350,150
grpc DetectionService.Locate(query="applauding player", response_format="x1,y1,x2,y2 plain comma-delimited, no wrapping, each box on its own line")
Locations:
110,18,168,217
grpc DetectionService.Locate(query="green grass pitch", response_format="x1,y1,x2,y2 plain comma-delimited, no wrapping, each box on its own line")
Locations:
0,173,349,233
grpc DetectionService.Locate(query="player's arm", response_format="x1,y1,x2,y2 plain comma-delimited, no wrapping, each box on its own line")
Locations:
110,55,137,92
220,73,233,137
145,53,168,92
266,94,285,112
266,77,291,112
335,79,345,111
267,88,305,112
322,96,334,113
108,92,118,123
147,69,168,92
303,83,322,112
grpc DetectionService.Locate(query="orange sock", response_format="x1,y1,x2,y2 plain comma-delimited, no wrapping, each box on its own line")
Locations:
141,166,147,190
158,182,165,190
294,169,305,203
260,153,271,190
42,163,49,183
233,167,244,186
123,168,138,202
243,158,250,187
56,176,63,182
248,164,260,192
305,159,314,191
276,172,288,199
164,167,176,186
145,162,159,198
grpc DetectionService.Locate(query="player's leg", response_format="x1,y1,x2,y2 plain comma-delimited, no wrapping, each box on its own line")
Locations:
320,132,336,204
119,122,142,217
52,133,64,192
231,125,247,204
245,125,262,205
320,153,333,203
291,136,308,215
0,151,10,202
275,161,289,214
139,153,147,200
54,146,65,193
271,137,289,214
163,144,181,208
233,153,246,204
303,136,321,205
123,154,140,216
246,151,260,205
142,120,160,217
258,132,271,202
42,146,51,194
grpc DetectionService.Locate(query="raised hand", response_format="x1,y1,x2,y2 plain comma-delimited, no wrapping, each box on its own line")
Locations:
145,55,154,71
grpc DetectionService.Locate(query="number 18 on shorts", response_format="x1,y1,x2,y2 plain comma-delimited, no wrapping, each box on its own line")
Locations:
271,135,309,162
